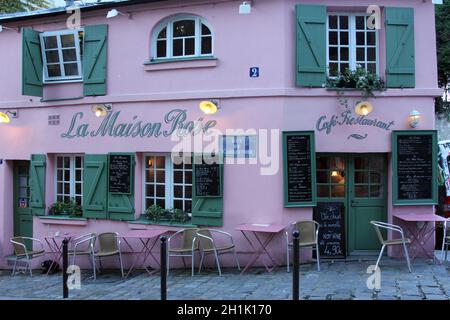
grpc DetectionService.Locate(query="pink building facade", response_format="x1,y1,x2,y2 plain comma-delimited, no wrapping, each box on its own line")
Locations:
0,0,442,269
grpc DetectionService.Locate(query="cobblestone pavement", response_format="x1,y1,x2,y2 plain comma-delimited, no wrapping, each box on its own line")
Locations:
1,255,450,300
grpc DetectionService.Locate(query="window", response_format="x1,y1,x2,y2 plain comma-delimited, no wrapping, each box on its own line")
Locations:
152,16,213,60
327,14,378,76
317,156,346,198
56,155,84,205
40,29,83,82
144,154,192,213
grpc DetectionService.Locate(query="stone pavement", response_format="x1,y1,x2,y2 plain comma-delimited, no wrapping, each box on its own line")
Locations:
1,255,450,300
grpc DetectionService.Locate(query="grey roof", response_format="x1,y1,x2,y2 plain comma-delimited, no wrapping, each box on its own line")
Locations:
0,0,167,23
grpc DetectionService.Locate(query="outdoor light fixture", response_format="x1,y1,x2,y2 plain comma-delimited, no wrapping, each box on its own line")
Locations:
409,110,422,128
106,9,132,19
199,100,219,115
92,104,112,117
0,110,18,124
354,101,373,116
239,1,253,14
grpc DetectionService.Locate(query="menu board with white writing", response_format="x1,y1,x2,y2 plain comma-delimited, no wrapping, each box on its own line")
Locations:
109,154,132,194
194,162,221,197
393,131,437,204
283,132,316,207
314,202,346,258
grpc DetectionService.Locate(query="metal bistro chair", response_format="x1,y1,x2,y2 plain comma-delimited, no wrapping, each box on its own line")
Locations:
441,217,450,261
286,220,320,272
69,233,97,279
196,229,240,276
94,232,124,279
167,228,199,276
371,221,412,273
9,236,45,276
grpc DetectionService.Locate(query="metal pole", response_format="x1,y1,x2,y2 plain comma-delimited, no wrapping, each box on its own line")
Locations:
292,229,300,301
62,238,69,299
160,236,167,301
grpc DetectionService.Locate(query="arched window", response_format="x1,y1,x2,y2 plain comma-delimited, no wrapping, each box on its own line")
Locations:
152,15,213,60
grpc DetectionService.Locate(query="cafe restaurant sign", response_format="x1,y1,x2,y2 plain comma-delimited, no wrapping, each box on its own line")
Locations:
61,109,217,139
316,109,395,140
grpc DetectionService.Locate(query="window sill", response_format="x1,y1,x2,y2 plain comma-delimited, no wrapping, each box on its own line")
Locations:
39,215,88,226
129,216,197,228
143,57,218,72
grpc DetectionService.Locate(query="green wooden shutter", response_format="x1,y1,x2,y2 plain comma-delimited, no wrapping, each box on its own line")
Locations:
296,4,327,87
83,24,108,96
22,28,43,97
385,7,415,88
191,155,224,227
30,154,46,216
83,154,108,219
108,153,135,221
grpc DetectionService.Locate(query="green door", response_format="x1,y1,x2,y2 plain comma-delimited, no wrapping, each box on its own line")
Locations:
348,155,387,253
13,161,33,248
317,154,387,255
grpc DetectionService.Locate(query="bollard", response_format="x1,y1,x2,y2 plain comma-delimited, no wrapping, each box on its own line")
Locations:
62,238,69,299
160,236,167,301
292,229,300,301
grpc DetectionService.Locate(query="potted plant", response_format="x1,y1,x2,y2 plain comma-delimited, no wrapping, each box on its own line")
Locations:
172,208,188,223
145,204,165,222
66,199,83,218
48,201,65,215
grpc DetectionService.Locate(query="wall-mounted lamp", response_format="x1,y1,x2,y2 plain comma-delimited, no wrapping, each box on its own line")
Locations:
354,101,374,116
409,110,422,128
239,1,253,14
0,25,20,33
0,110,18,124
92,104,112,117
199,100,220,115
106,9,132,19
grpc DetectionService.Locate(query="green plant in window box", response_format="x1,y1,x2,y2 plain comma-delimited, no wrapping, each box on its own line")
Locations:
66,198,83,218
325,67,386,104
145,204,165,222
48,201,65,216
172,208,189,223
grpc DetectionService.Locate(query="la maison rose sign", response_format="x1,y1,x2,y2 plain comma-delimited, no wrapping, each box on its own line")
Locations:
61,109,217,139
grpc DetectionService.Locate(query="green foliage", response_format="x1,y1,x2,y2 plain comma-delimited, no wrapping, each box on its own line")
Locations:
145,205,190,223
48,198,83,217
145,204,165,221
0,0,52,14
436,3,450,90
325,67,385,101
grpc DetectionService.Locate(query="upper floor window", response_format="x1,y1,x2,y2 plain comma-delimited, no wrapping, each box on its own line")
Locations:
327,14,378,77
40,29,83,82
152,16,213,60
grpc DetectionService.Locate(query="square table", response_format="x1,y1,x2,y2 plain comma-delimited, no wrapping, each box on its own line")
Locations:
120,228,169,277
44,232,76,275
394,213,445,262
235,223,287,274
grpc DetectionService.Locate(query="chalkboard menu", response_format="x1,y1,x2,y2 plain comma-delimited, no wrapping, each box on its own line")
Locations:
393,131,437,205
109,154,132,194
283,132,316,207
194,162,221,197
314,202,346,258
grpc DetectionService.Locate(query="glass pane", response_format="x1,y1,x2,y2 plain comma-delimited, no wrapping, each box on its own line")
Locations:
173,39,183,56
146,184,154,197
370,172,381,184
57,157,63,168
75,196,82,205
329,47,338,61
76,157,82,168
155,156,165,169
317,157,329,170
340,63,349,72
340,32,348,45
156,198,165,209
185,186,192,199
185,38,195,55
18,166,28,175
354,157,369,170
19,176,28,187
367,63,376,73
146,199,154,209
57,170,63,181
331,185,345,198
61,34,75,47
201,36,212,54
64,157,70,168
64,170,70,181
355,171,369,184
356,32,365,45
356,48,365,61
64,183,70,194
47,64,61,77
367,32,376,46
317,171,329,183
331,172,345,184
44,36,58,49
371,157,384,170
19,187,27,198
64,63,79,76
367,47,376,61
355,185,369,197
75,183,81,195
317,185,329,198
329,63,338,76
157,40,166,57
356,16,365,30
185,171,192,184
156,170,165,183
173,20,195,37
146,169,154,182
174,185,183,198
202,24,211,35
329,32,338,45
185,201,192,213
371,185,382,197
75,170,81,181
174,200,183,210
158,27,166,39
174,171,183,183
146,157,154,169
330,157,345,170
62,49,77,62
339,16,348,29
340,47,349,61
156,184,165,197
329,16,338,29
45,50,60,63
